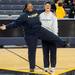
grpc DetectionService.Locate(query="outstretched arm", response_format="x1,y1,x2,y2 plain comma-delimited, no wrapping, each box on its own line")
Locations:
0,13,26,30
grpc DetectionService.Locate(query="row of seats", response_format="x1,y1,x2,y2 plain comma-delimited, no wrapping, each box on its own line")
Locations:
0,4,43,10
0,0,72,16
0,5,24,10
0,0,50,15
0,9,43,15
0,10,22,15
0,0,50,4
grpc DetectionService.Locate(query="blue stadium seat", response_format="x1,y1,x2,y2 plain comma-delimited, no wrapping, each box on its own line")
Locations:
0,5,24,10
0,10,22,15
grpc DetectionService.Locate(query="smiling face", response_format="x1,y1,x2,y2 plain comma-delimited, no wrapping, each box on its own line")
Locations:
44,3,51,12
26,3,33,12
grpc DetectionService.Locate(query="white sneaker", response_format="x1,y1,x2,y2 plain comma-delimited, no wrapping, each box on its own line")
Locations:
44,68,49,72
50,67,55,74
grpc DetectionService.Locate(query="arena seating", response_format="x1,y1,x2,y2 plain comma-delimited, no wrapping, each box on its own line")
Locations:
0,0,51,15
0,0,71,15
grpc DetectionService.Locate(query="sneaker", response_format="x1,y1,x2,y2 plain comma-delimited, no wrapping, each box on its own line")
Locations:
63,41,70,48
44,68,49,72
44,68,51,75
50,68,55,74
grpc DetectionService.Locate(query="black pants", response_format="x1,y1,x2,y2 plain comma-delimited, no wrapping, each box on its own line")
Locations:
42,40,57,68
25,27,65,69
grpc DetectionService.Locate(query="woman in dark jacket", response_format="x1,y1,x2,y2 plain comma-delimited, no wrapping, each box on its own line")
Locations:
0,3,68,73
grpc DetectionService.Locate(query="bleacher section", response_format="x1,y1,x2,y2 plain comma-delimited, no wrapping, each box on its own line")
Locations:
0,0,74,17
0,0,51,15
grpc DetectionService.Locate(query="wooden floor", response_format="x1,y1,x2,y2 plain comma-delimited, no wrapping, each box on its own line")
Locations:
0,48,75,75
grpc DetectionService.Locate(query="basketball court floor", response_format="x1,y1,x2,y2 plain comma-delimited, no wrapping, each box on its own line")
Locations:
0,48,75,75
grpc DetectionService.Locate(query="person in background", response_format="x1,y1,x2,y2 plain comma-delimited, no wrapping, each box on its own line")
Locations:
64,0,73,7
51,3,56,13
69,2,75,18
55,0,62,7
40,2,58,74
55,2,66,19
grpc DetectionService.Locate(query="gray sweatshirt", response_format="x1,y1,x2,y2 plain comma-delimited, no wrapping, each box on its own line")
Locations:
40,12,58,35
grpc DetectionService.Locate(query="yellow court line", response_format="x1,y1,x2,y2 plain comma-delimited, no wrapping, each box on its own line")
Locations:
59,67,75,74
1,68,75,75
0,68,60,75
0,68,59,75
0,68,49,75
0,68,75,75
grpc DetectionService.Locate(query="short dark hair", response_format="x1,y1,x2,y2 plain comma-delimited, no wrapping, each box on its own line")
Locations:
44,2,52,5
58,2,63,6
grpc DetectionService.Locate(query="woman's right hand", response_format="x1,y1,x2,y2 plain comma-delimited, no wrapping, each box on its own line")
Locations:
0,24,6,30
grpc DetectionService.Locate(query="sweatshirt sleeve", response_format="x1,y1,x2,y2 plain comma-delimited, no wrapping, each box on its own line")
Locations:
39,13,42,24
6,13,26,29
52,15,58,35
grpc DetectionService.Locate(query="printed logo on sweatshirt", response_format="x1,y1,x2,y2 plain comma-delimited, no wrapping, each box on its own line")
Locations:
28,13,38,18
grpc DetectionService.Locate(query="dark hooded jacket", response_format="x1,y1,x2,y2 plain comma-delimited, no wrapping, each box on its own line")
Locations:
6,10,41,35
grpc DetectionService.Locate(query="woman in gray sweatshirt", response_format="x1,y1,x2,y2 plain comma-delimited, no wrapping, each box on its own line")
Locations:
40,2,58,73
